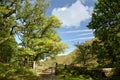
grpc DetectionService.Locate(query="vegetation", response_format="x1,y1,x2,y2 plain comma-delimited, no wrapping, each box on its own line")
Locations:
55,0,120,80
87,0,120,67
0,0,68,79
0,62,37,80
0,0,120,80
60,75,93,80
74,39,98,69
44,50,77,66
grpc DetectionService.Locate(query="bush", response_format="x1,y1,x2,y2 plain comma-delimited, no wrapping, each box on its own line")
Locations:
56,65,105,80
0,63,37,80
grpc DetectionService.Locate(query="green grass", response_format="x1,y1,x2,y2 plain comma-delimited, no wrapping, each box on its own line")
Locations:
60,75,93,80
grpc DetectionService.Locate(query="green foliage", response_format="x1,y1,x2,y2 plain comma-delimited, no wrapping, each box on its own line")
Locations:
16,0,68,61
60,75,93,80
88,0,120,29
74,40,98,69
87,0,120,67
0,0,68,64
0,36,18,63
0,62,37,80
0,0,68,78
0,0,19,63
56,65,94,80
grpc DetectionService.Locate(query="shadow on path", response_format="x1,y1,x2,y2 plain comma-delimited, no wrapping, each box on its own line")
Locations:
38,68,60,80
39,73,59,80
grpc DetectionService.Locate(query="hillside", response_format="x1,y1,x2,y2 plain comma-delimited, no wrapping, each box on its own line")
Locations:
40,38,98,69
41,49,77,68
55,49,77,64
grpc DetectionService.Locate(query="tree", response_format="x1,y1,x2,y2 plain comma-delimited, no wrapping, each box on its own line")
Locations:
0,0,68,79
16,1,68,62
0,0,19,63
87,0,120,67
74,40,97,68
0,0,68,64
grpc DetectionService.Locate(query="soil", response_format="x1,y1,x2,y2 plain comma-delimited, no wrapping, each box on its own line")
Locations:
38,68,60,80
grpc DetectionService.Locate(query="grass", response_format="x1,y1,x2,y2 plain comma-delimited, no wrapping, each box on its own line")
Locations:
59,75,93,80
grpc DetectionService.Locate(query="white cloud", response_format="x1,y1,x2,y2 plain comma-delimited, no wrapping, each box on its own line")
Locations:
76,32,93,36
52,0,93,27
64,36,94,42
61,29,94,33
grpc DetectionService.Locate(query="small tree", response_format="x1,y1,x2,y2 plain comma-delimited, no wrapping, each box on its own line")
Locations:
75,43,93,67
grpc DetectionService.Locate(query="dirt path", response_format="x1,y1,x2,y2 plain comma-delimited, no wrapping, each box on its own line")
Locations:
38,68,60,80
39,73,59,80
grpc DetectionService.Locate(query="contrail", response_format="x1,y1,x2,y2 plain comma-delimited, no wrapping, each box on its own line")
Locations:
61,29,94,33
64,36,94,42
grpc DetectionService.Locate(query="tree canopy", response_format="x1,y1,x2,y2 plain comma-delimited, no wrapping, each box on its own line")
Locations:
0,0,68,63
87,0,120,67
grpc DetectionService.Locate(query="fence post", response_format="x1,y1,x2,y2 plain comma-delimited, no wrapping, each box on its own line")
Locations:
55,62,58,75
33,61,36,69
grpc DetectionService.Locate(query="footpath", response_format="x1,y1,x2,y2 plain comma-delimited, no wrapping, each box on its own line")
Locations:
38,68,60,80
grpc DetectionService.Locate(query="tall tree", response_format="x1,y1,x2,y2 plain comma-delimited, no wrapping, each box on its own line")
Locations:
0,0,68,64
87,0,120,67
16,1,68,62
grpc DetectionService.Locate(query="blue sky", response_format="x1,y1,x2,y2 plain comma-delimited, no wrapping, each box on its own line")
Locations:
46,0,97,55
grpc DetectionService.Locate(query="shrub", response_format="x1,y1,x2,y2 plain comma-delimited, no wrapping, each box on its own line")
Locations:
0,63,37,80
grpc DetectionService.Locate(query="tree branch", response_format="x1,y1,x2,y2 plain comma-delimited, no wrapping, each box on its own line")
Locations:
10,25,16,35
40,21,52,38
3,9,16,18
